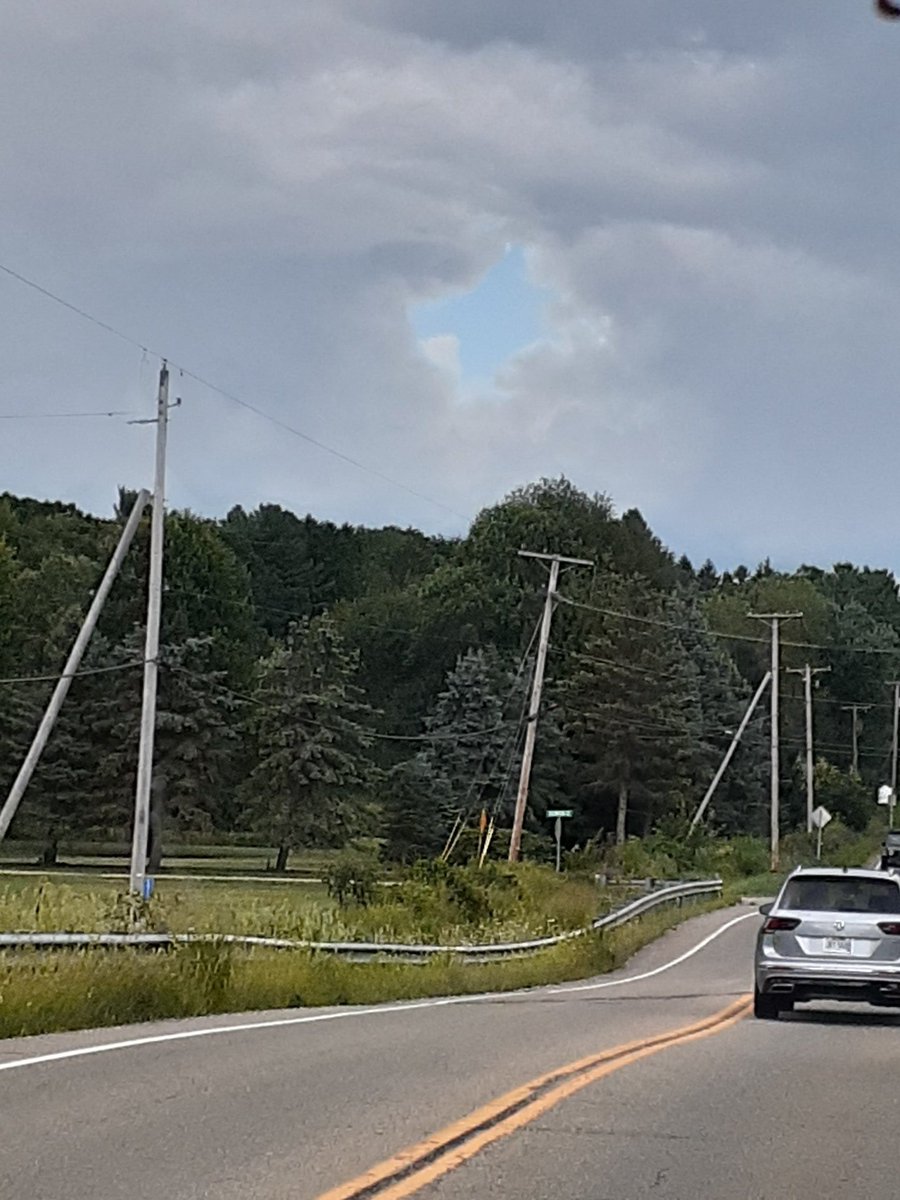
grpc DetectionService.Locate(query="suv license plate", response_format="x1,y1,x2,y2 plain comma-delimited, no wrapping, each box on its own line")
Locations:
823,937,852,954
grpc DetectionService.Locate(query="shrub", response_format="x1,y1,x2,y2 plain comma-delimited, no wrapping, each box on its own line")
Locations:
324,850,379,908
716,836,770,881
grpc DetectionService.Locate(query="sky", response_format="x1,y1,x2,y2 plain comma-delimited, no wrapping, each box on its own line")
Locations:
2,1,900,573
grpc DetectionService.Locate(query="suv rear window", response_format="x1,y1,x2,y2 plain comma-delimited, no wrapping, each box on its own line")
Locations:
780,876,900,914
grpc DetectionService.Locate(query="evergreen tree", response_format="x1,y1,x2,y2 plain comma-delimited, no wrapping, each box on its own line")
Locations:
0,536,20,678
609,508,680,588
818,600,900,777
380,756,452,863
219,504,335,638
418,647,519,832
562,576,701,843
0,681,69,862
85,635,242,867
248,617,375,870
667,591,768,836
696,560,719,592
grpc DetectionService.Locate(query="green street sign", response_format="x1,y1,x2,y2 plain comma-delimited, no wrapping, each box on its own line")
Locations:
546,809,573,819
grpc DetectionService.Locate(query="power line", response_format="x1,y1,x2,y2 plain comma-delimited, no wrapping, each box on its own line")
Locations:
568,703,748,742
563,629,896,711
372,724,507,744
557,594,900,658
780,734,885,761
176,367,470,523
0,659,148,687
435,617,544,852
433,617,541,776
0,410,136,421
0,260,469,524
483,641,538,820
0,262,149,353
811,694,893,711
443,657,534,860
171,616,542,747
491,706,529,820
558,647,680,681
557,595,771,645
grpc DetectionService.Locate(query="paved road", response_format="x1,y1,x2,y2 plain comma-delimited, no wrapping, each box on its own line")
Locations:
422,991,900,1198
1,905,754,1199
9,902,896,1198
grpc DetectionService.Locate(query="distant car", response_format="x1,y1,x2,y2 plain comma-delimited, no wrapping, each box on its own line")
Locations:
881,831,900,871
754,867,900,1019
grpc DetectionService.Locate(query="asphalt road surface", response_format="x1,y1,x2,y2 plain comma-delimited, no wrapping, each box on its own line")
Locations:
3,903,895,1200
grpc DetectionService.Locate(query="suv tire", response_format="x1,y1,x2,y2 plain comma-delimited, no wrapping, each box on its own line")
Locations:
753,986,781,1020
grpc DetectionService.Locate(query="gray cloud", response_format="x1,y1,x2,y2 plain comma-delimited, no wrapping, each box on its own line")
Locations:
1,1,899,572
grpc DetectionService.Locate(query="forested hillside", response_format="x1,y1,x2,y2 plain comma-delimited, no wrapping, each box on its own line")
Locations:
0,478,893,867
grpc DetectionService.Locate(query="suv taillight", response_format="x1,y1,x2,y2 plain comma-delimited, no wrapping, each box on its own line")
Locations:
878,922,900,935
763,916,800,933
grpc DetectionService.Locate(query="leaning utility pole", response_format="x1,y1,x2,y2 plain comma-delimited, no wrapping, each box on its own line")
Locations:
749,612,802,871
129,362,173,897
840,703,872,774
508,550,593,863
689,671,771,833
0,489,151,844
889,682,900,831
787,663,830,834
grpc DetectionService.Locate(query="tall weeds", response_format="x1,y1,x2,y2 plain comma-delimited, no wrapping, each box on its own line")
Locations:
0,897,723,1040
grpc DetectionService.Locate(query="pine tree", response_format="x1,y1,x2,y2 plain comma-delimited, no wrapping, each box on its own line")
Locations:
696,560,719,592
0,680,73,863
418,647,520,834
562,576,702,843
85,634,242,867
248,617,375,870
666,591,768,836
820,600,900,777
0,536,20,680
380,756,452,864
3,649,136,865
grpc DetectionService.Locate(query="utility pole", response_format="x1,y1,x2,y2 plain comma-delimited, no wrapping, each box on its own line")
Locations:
129,362,173,897
840,703,872,774
749,612,802,872
508,550,593,863
787,664,830,834
0,489,151,844
689,671,771,832
889,682,900,831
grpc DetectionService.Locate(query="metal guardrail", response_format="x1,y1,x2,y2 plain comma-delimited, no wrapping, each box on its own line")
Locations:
0,879,722,963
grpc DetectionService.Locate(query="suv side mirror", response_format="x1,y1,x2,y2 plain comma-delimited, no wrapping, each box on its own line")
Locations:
759,902,773,916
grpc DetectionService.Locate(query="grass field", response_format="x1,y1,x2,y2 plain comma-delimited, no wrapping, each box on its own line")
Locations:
0,875,339,940
0,895,727,1040
0,861,610,943
0,859,668,1039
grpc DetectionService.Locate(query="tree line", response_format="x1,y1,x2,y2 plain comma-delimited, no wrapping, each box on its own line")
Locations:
0,478,892,867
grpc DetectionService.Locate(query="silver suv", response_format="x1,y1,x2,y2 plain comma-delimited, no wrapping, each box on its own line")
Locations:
754,867,900,1019
881,830,900,871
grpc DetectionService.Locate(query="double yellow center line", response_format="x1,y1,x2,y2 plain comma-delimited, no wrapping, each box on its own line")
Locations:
317,995,751,1199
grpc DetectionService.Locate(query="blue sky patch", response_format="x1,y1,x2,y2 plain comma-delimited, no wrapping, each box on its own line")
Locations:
410,245,548,381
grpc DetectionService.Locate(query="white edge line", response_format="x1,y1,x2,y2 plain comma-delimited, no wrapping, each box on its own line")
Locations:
545,909,757,993
0,908,758,1075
